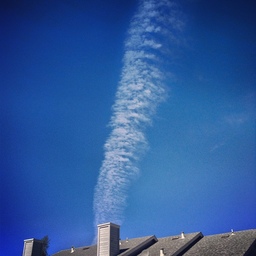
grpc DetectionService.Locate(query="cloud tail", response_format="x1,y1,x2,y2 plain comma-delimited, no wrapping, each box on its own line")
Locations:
93,0,184,237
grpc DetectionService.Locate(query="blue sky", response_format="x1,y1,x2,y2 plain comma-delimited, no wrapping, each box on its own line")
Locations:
1,0,255,255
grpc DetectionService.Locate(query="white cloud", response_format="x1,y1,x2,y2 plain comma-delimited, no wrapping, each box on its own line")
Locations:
225,113,249,125
210,141,226,152
93,0,184,236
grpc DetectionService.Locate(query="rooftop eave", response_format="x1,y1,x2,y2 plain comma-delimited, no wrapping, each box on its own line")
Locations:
119,235,158,256
172,232,204,256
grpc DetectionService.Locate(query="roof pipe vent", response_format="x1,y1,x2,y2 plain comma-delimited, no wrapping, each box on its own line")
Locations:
70,246,75,253
181,232,185,239
231,229,235,235
160,248,166,256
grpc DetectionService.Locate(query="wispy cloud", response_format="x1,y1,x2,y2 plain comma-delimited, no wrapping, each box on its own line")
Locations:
210,141,226,152
224,113,250,125
93,0,184,235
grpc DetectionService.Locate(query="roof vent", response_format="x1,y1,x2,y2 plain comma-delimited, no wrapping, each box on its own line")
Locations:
231,229,235,235
70,246,75,253
181,232,185,239
160,248,166,256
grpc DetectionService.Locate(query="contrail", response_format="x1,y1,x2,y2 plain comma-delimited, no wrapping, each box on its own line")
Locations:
93,0,184,235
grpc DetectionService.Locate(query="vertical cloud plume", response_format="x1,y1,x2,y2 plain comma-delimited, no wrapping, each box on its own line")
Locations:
93,0,184,234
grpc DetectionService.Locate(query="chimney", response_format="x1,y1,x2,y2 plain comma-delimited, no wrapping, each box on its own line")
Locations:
22,238,44,256
97,222,120,256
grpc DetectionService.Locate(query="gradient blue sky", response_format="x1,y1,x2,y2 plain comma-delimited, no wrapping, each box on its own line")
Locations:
1,0,256,255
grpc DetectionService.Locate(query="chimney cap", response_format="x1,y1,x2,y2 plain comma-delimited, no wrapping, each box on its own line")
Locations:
97,222,120,228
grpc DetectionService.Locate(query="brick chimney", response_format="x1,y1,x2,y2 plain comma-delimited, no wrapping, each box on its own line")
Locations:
97,222,120,256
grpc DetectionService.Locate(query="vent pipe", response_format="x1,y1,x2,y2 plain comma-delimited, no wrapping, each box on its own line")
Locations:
160,248,165,256
97,222,120,256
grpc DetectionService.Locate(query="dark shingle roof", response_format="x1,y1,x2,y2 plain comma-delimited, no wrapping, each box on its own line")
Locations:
138,232,203,256
52,236,157,256
184,229,256,256
53,244,97,256
52,229,256,256
119,236,157,255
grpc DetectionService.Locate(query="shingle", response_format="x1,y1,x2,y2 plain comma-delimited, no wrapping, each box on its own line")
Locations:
53,244,97,256
184,229,256,256
52,229,256,256
52,236,156,256
119,236,157,255
137,232,203,256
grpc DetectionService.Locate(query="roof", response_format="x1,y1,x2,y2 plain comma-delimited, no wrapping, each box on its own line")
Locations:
137,232,203,256
53,244,97,256
52,229,256,256
52,236,157,256
119,236,157,256
184,229,256,256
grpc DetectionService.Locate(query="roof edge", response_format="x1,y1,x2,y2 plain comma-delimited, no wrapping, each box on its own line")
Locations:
172,232,203,256
119,235,158,256
24,238,44,243
97,222,120,228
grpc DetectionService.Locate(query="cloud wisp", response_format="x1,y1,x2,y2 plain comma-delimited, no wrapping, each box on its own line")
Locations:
93,0,184,234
